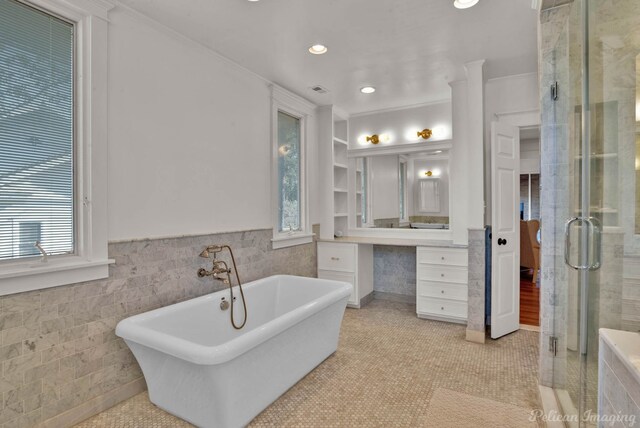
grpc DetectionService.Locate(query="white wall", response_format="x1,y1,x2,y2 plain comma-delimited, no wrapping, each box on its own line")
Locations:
107,8,319,241
371,155,399,220
348,102,452,150
484,72,539,224
520,138,540,174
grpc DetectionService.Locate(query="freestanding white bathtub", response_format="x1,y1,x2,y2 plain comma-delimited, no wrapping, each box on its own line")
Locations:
115,275,352,428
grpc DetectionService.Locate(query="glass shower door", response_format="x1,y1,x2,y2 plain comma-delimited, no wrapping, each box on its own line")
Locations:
541,0,640,425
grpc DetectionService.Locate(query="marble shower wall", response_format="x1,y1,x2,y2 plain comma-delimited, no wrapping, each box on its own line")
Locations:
0,227,317,427
373,246,416,298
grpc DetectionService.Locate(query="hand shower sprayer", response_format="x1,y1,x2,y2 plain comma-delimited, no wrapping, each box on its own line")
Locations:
197,245,247,329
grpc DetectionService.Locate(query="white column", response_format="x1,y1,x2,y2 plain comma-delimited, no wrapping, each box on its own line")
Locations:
465,60,486,230
449,80,469,245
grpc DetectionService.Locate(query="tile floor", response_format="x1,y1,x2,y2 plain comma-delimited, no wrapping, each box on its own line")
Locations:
76,300,542,427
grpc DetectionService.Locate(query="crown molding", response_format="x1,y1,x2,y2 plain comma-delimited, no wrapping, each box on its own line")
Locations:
350,99,451,118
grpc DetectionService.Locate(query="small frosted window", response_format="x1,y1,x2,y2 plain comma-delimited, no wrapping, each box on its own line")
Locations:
277,111,301,232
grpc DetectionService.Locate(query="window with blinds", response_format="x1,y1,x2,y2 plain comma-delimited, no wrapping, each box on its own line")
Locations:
0,0,75,261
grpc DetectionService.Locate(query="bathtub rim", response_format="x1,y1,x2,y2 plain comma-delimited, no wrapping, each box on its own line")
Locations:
115,275,351,365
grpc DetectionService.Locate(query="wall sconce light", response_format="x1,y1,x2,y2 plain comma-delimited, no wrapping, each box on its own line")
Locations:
417,129,433,140
366,134,380,144
424,170,433,177
278,144,291,156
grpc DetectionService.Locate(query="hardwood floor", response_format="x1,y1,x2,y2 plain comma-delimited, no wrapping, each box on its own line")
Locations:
519,270,540,327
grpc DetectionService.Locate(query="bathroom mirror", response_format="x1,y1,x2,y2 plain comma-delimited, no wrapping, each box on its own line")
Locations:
354,150,449,230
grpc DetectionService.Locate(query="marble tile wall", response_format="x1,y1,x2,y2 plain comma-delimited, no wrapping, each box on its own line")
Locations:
467,229,486,334
598,336,640,426
0,227,317,427
622,256,640,332
372,246,416,298
408,216,450,225
373,218,400,229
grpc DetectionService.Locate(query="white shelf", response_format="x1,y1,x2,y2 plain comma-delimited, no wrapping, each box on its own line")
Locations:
333,137,348,146
574,153,618,160
334,188,348,193
334,163,348,169
574,207,618,214
334,213,348,217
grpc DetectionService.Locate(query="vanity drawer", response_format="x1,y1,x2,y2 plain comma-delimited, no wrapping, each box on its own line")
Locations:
317,243,356,272
417,247,468,267
417,297,468,319
318,269,356,304
417,280,468,302
417,265,468,284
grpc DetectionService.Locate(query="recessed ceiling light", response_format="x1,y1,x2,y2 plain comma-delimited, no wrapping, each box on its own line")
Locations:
360,86,376,94
453,0,479,9
308,44,328,55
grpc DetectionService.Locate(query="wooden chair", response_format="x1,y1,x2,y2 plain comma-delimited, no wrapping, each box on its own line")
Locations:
520,219,540,283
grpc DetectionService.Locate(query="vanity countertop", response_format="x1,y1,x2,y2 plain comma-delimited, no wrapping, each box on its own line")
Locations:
319,236,467,248
600,328,640,385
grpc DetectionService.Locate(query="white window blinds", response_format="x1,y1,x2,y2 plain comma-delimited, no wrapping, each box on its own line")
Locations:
0,0,75,261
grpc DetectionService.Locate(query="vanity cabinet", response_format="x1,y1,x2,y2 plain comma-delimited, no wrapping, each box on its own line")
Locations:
416,246,468,323
317,242,373,308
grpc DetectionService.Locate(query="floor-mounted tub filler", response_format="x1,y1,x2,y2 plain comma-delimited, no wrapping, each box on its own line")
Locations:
116,275,352,428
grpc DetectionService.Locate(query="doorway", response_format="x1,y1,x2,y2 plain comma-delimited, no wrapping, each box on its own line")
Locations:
519,126,541,329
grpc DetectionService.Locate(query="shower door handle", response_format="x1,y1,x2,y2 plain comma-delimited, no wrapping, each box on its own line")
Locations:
586,217,602,271
564,217,602,271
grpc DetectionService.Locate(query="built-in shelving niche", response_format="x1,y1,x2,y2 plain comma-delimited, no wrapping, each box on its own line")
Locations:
333,117,349,236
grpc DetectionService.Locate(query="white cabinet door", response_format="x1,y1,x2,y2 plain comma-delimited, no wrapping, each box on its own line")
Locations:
318,270,357,305
490,121,520,339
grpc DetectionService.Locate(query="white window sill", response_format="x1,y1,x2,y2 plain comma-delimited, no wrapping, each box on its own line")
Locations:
271,233,315,249
0,256,114,296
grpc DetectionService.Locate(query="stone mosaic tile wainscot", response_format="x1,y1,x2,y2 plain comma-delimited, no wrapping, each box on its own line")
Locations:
0,227,317,427
373,246,416,297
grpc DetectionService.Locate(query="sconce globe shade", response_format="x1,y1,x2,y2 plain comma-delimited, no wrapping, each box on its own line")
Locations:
360,86,376,94
454,0,479,9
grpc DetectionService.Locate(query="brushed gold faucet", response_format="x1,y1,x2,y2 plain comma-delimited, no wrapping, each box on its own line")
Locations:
197,244,247,329
197,259,231,284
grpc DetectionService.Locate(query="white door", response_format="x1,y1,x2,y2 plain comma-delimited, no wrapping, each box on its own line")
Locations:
491,121,520,339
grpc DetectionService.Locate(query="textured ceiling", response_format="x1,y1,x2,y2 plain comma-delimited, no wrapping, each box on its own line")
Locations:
118,0,539,114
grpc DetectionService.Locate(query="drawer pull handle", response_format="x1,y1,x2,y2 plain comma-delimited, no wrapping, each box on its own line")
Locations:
331,257,340,261
441,274,445,277
441,257,445,260
441,307,444,310
441,290,445,294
